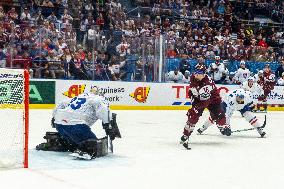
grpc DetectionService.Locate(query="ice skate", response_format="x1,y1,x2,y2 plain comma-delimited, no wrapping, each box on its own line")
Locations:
70,150,93,160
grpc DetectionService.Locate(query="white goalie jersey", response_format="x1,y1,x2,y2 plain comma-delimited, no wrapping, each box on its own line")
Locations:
53,93,111,126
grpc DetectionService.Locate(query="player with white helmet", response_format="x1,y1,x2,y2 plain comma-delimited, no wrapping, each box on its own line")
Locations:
233,60,251,84
197,89,266,137
254,70,263,84
182,70,190,83
37,86,121,160
165,68,184,83
208,56,227,84
277,72,284,86
241,76,264,97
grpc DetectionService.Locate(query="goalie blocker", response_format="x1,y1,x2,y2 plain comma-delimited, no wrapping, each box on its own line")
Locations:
37,113,121,159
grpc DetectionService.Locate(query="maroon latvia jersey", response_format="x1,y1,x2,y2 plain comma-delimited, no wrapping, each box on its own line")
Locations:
263,71,276,91
189,74,222,109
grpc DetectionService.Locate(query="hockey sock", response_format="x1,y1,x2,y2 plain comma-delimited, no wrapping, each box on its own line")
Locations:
183,122,195,137
200,117,214,132
249,117,264,135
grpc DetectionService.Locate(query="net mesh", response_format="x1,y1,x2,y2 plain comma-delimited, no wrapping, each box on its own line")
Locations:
0,69,26,168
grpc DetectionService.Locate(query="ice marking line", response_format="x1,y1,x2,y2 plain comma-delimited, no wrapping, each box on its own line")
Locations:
28,168,88,189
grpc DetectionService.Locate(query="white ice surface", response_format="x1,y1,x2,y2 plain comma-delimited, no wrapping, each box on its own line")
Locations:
1,110,284,189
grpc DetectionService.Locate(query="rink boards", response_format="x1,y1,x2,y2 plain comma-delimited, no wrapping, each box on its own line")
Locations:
28,79,284,110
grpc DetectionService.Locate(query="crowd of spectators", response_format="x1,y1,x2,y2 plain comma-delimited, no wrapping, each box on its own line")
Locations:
233,0,284,23
0,0,284,84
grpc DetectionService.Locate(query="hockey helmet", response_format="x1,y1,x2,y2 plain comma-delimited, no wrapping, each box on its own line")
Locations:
248,76,254,82
240,60,246,65
235,90,245,103
236,91,244,99
258,70,264,75
184,70,190,75
194,68,205,75
90,86,99,95
264,64,270,68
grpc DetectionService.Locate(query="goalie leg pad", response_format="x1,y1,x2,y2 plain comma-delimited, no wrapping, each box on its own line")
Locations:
36,132,77,152
78,137,108,158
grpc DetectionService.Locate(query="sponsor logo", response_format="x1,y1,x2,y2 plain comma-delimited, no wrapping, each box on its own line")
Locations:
130,87,150,103
0,84,12,101
171,86,191,105
97,87,125,102
171,85,230,105
98,87,125,94
63,85,86,98
30,84,43,102
0,73,23,78
0,84,43,102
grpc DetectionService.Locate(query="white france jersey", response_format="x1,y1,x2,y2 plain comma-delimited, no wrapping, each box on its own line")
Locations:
234,68,250,83
278,78,284,86
253,74,262,83
209,62,226,81
166,71,184,83
240,81,264,95
182,75,190,84
223,89,253,117
54,93,111,126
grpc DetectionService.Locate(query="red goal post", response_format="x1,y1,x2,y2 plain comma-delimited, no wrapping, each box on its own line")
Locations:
0,68,29,168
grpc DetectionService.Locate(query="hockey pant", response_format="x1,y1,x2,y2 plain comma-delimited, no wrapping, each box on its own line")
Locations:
55,124,98,146
257,89,271,110
183,103,227,137
243,111,264,135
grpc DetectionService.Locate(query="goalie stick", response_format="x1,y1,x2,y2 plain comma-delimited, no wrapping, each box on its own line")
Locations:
109,136,113,153
106,111,122,153
231,115,266,133
107,109,114,153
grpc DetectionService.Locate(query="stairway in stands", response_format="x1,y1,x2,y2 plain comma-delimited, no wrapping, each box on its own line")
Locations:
119,0,137,14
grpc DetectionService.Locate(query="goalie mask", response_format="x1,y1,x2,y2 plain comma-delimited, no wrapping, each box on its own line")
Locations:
90,86,99,95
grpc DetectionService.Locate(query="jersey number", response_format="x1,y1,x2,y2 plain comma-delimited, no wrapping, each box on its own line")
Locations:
69,97,86,110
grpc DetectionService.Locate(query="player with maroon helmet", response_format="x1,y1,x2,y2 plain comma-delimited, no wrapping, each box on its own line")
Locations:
180,68,231,149
256,64,276,112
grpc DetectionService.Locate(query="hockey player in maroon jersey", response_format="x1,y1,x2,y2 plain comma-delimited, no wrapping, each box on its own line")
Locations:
256,64,276,112
180,68,231,149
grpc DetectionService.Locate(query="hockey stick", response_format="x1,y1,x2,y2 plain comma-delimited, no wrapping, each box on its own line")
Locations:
107,108,114,153
109,136,113,153
231,115,266,133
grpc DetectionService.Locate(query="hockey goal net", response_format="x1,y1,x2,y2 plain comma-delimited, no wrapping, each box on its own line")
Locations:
0,68,29,168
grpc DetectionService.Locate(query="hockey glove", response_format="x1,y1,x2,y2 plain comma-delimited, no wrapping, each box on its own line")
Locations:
51,117,55,128
102,123,116,140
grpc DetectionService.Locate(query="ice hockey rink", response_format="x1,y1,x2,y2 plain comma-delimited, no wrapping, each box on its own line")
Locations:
1,109,284,189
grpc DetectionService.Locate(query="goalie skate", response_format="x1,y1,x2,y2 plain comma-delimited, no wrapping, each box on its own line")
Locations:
69,150,92,160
